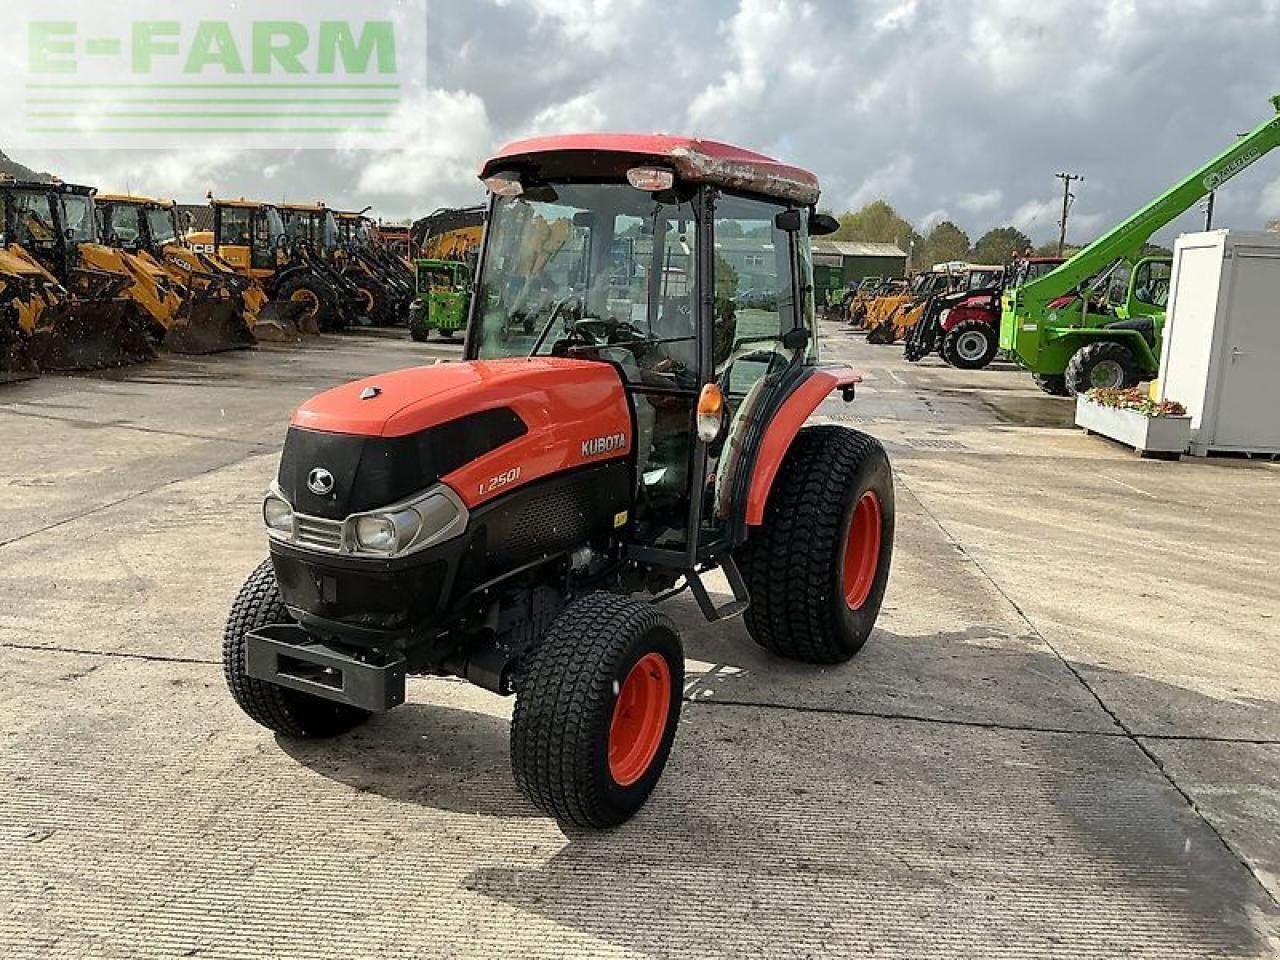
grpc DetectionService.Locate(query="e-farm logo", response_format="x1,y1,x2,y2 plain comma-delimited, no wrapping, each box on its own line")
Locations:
5,0,426,149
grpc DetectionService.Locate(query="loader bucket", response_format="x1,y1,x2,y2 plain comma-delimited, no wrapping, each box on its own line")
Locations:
163,298,256,355
258,299,318,338
29,299,157,372
0,322,40,383
249,299,308,343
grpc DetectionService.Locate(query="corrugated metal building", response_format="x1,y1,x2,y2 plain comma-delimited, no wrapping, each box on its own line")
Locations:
811,240,908,301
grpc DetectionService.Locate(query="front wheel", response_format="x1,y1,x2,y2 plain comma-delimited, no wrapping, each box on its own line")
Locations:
941,320,1000,370
1032,372,1071,397
737,426,895,664
510,593,683,828
1064,341,1140,395
223,560,371,738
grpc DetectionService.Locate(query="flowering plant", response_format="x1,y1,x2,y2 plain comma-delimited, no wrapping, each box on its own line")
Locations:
1085,387,1186,418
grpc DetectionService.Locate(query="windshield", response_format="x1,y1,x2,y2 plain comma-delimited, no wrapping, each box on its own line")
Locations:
322,212,339,249
473,183,698,380
147,207,177,245
264,207,286,242
61,194,97,244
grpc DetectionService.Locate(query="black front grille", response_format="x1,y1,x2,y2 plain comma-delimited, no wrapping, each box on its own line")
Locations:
278,407,527,520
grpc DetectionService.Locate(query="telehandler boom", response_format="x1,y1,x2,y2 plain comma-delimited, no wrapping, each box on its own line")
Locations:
1002,95,1280,395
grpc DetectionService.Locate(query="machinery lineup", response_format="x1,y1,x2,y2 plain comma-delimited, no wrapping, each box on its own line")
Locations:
838,94,1280,395
0,178,420,382
5,98,1277,831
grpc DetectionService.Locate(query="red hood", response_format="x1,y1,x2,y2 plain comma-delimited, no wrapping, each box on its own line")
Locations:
292,357,619,438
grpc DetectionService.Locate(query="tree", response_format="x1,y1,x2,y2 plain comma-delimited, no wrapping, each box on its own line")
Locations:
971,226,1034,265
832,200,916,248
918,220,971,270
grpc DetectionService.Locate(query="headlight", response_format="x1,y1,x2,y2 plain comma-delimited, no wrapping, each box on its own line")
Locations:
354,509,420,554
263,495,294,533
349,491,463,558
263,483,466,558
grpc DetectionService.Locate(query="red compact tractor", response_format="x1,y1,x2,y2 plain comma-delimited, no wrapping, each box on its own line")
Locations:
223,135,896,828
905,258,1065,369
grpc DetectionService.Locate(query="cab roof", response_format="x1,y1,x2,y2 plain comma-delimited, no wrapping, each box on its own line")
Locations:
98,193,175,208
481,133,821,206
0,176,95,197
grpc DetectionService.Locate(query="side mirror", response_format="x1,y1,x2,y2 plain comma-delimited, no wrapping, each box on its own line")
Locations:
809,212,840,237
774,209,802,233
572,210,595,228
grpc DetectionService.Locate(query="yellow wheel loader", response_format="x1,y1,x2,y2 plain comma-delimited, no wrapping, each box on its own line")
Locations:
98,194,283,349
277,203,364,329
0,177,155,373
188,199,335,335
0,247,63,382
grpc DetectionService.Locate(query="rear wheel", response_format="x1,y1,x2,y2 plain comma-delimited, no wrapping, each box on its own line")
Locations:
738,426,895,664
223,560,371,738
1032,372,1071,397
941,320,1000,369
1065,341,1140,395
277,275,339,332
352,278,388,325
511,593,683,828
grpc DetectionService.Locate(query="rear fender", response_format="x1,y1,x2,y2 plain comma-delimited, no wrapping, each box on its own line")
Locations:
744,365,860,527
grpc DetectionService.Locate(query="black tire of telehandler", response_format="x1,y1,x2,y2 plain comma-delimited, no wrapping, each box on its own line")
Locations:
940,320,1000,370
1032,373,1071,397
223,559,371,739
1064,340,1141,395
510,593,683,829
737,426,895,664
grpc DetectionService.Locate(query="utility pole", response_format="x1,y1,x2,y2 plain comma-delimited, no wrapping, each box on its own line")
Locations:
1055,172,1083,256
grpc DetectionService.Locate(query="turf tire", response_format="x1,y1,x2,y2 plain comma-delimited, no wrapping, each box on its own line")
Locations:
511,593,683,829
737,425,895,664
223,559,371,738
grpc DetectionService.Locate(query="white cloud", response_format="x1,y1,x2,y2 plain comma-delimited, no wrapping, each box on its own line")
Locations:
1261,175,1280,219
872,0,919,32
523,91,607,137
687,0,816,132
846,155,915,210
919,209,949,231
341,89,493,205
958,189,1003,214
513,0,647,54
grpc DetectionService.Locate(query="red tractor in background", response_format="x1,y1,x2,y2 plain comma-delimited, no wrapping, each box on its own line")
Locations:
223,135,896,829
905,257,1065,369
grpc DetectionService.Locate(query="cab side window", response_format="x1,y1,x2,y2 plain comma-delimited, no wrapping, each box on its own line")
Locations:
712,194,797,397
220,208,251,247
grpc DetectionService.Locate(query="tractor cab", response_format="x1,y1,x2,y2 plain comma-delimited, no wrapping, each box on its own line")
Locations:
467,135,835,565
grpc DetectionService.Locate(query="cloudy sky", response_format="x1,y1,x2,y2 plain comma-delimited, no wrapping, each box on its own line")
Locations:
11,0,1280,244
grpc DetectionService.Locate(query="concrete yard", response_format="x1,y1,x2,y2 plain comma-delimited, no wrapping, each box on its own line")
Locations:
1,321,1277,959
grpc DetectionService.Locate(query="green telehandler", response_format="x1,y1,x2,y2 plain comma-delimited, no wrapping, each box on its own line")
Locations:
1002,94,1280,396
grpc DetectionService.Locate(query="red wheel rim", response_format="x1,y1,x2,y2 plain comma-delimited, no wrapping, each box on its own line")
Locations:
842,491,883,610
608,652,672,787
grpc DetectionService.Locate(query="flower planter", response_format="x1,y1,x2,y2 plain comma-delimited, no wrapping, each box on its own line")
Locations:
1075,396,1191,459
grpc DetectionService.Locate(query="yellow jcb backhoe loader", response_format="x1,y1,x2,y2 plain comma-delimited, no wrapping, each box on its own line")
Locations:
188,199,330,334
0,177,154,373
98,194,284,349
